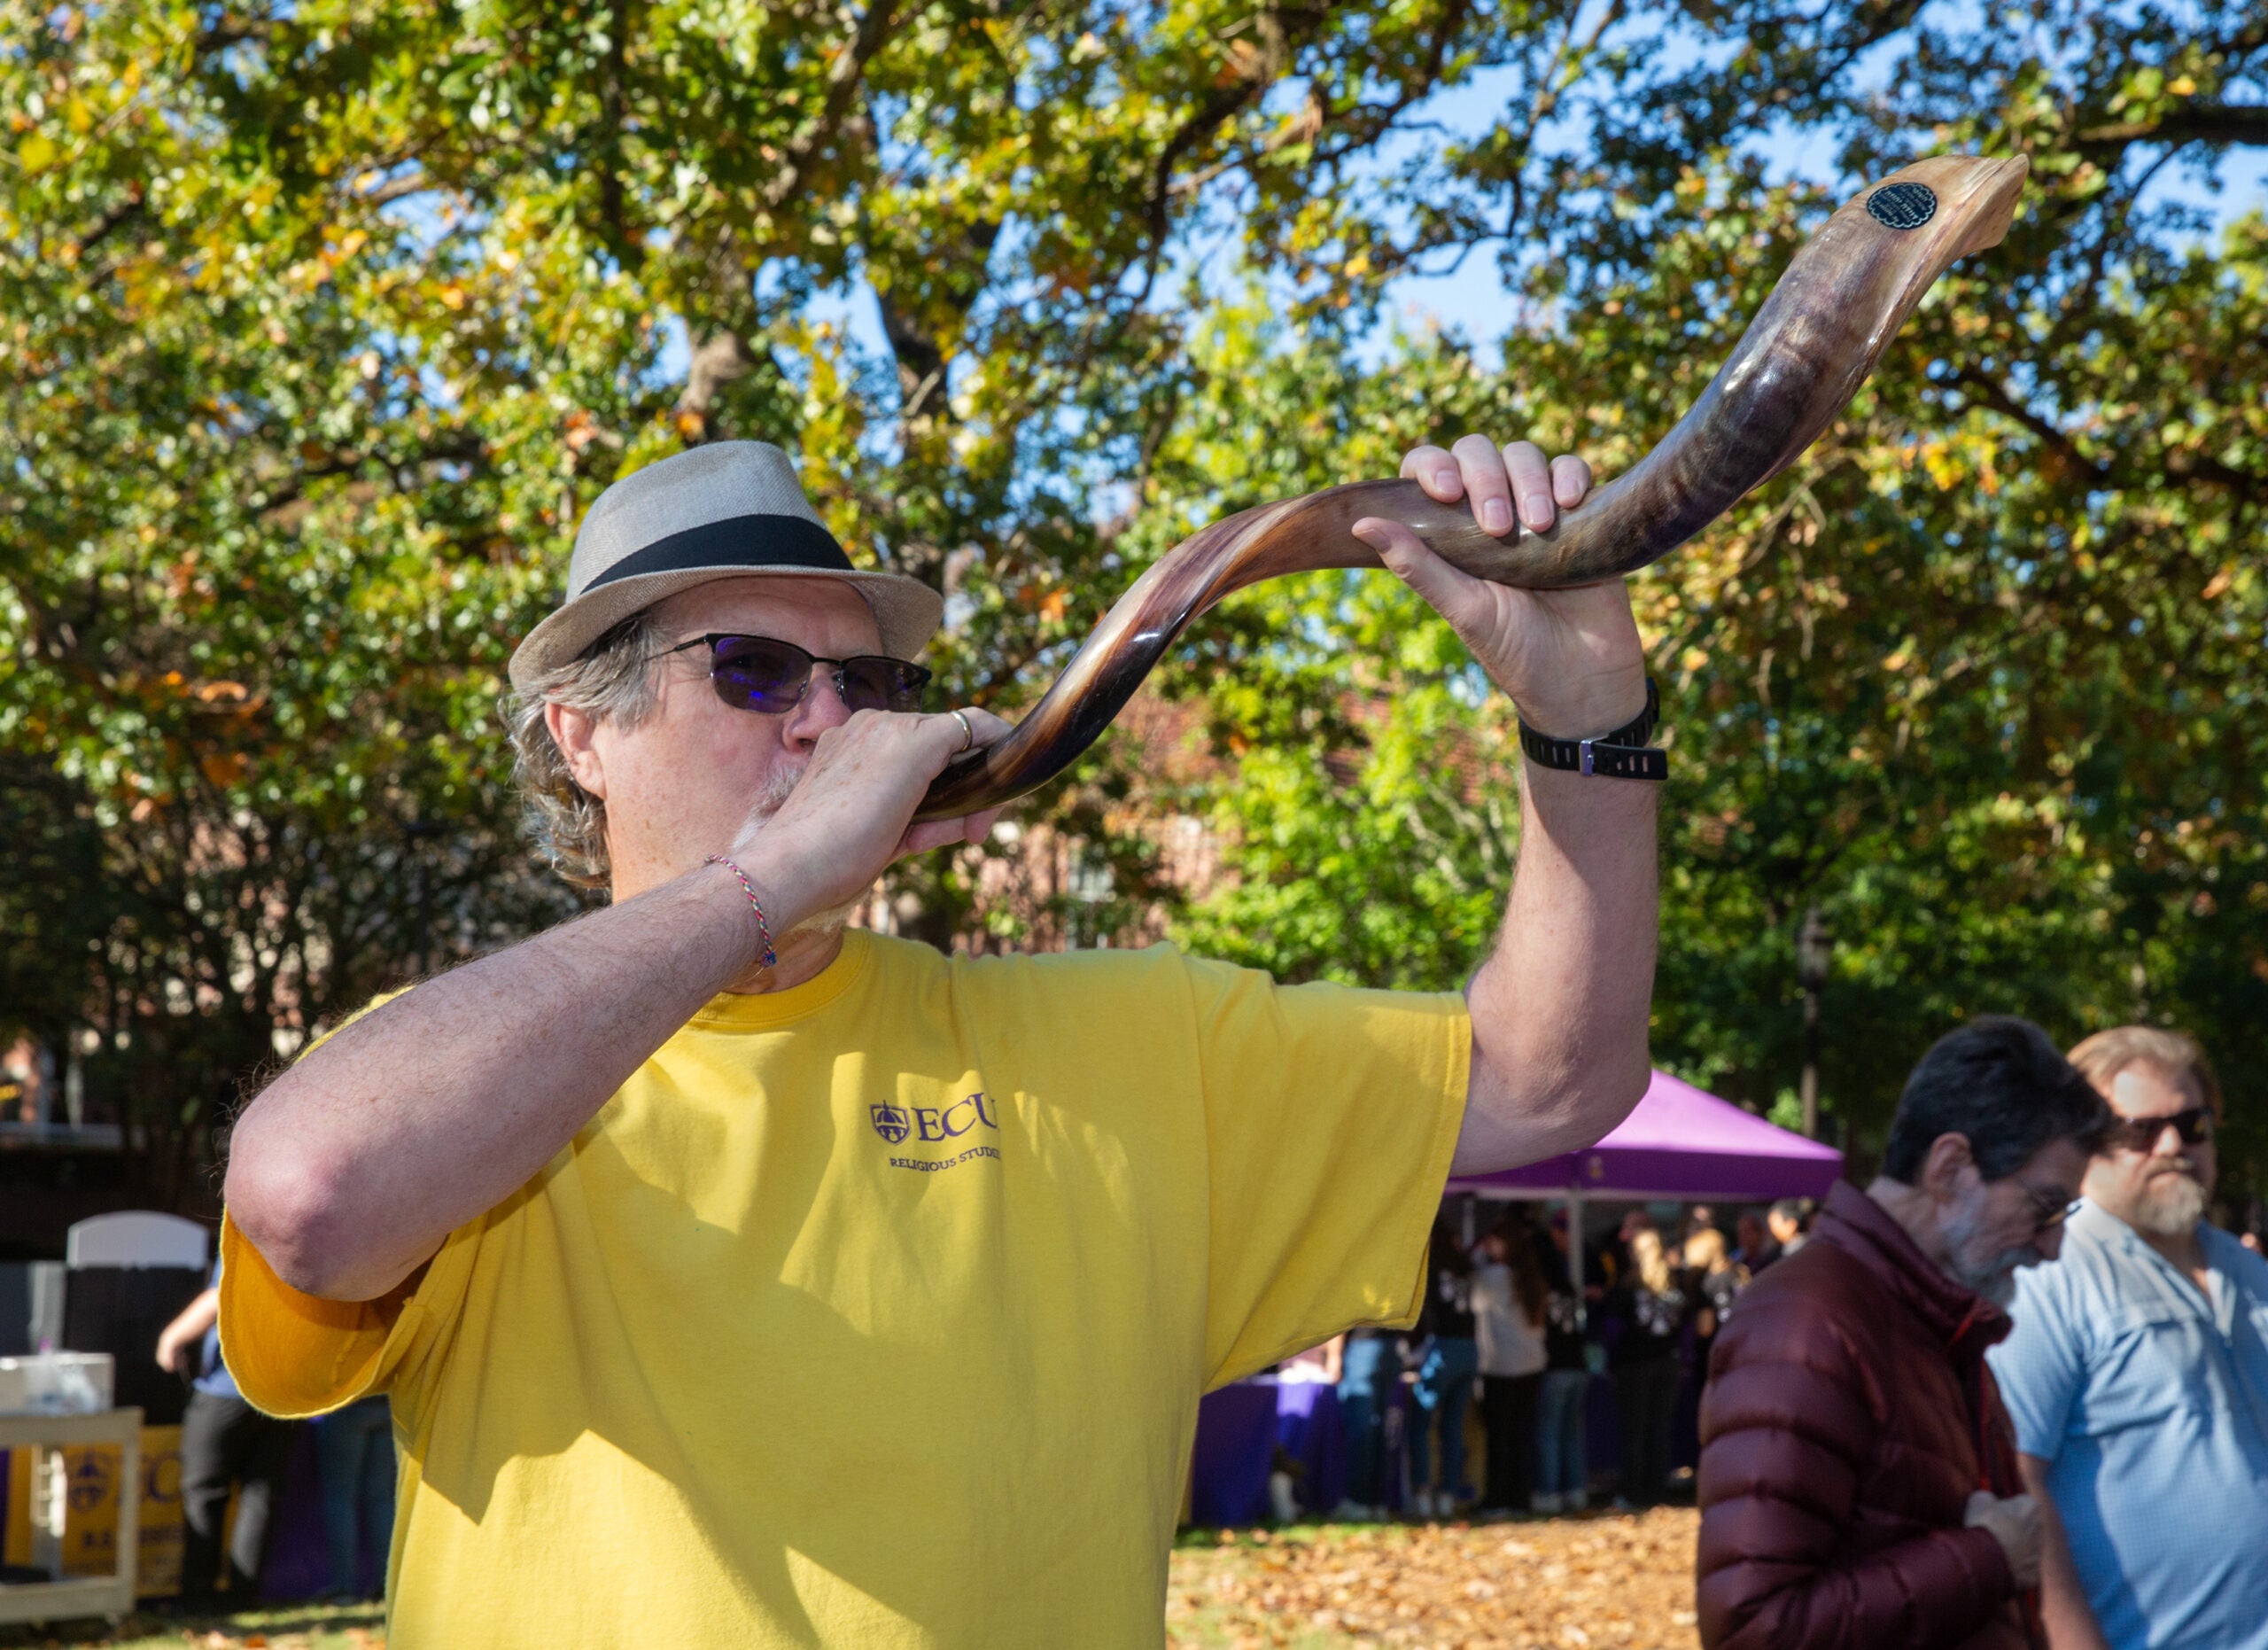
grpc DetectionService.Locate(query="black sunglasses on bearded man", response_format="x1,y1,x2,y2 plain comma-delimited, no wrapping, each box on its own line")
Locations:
2099,1106,2215,1156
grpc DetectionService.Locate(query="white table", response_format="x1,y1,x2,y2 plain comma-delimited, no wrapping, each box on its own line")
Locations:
0,1406,143,1626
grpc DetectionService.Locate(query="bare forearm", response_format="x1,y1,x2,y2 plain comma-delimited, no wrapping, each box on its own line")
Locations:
2021,1455,2109,1650
1353,432,1655,1171
1453,760,1657,1173
156,1288,221,1372
227,866,761,1301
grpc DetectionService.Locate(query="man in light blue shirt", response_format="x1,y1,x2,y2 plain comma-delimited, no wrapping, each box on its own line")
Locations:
1990,1026,2268,1650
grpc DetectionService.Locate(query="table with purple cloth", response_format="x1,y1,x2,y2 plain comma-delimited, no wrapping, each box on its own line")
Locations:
1187,1378,1347,1524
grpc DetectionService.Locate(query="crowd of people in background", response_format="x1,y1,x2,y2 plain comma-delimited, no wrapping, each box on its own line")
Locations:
1301,1193,1824,1520
1281,1013,2268,1650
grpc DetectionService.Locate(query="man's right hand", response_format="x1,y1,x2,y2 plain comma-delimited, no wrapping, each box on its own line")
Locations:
734,706,1010,936
1965,1489,2043,1588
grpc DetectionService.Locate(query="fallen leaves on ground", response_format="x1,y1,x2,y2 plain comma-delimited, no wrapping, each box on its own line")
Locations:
1167,1507,1702,1649
9,1518,1696,1649
0,1604,382,1650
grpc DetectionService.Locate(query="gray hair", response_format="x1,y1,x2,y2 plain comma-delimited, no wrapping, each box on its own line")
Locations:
2067,1025,2223,1118
508,610,667,889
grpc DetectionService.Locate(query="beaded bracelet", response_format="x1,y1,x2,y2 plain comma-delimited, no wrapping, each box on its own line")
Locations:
704,854,778,970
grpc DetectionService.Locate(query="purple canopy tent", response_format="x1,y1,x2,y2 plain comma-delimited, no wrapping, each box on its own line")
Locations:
1445,1067,1844,1300
1449,1068,1844,1202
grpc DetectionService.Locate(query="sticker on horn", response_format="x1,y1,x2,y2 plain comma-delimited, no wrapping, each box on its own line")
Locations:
1866,183,1938,230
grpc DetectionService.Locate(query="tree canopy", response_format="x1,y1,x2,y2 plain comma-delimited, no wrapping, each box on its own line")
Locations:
1161,0,2268,1178
3,0,2262,1202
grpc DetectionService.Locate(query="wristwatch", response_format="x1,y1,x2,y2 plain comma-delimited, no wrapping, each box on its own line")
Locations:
1517,680,1667,781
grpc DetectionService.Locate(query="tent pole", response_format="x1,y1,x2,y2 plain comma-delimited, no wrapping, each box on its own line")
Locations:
1568,1190,1585,1328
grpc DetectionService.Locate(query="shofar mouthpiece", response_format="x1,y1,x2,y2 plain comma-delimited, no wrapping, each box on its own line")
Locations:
917,152,2031,821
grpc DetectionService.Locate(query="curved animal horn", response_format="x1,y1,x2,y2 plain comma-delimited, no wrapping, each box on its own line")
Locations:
916,152,2030,822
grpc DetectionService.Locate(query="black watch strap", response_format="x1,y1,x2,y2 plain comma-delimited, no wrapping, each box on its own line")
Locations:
1517,680,1667,781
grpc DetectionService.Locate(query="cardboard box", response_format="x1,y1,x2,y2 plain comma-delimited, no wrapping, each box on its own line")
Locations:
0,1423,184,1596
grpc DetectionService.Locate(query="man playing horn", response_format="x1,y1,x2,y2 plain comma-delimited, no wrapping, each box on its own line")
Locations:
221,434,1660,1646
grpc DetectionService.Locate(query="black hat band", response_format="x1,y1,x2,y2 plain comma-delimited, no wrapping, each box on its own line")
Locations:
581,512,852,593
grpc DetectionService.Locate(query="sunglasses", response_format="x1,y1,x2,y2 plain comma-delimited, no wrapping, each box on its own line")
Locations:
656,633,931,716
2014,1180,2076,1238
2101,1106,2215,1156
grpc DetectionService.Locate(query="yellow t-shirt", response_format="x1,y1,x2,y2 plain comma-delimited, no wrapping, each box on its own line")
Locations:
221,930,1468,1646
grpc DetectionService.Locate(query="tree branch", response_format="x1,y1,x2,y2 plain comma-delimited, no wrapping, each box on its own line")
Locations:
677,329,757,439
1137,84,1269,303
1953,369,2265,502
193,11,273,54
375,173,435,206
71,190,146,262
2076,102,2268,150
761,2,902,209
596,1,644,271
1949,368,2108,483
257,431,489,515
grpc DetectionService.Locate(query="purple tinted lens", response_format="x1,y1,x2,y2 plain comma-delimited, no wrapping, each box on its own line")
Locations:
840,658,928,713
709,638,814,712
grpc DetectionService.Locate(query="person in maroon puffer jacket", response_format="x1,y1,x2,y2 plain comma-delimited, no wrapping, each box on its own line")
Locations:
1697,1016,2110,1650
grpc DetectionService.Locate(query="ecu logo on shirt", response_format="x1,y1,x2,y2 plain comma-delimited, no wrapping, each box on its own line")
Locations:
872,1093,999,1148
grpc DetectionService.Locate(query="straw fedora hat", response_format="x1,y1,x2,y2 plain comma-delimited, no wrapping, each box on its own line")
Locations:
508,441,944,691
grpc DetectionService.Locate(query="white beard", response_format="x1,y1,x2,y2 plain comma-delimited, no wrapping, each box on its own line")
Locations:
1941,1193,2035,1309
2127,1165,2208,1239
749,762,806,821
